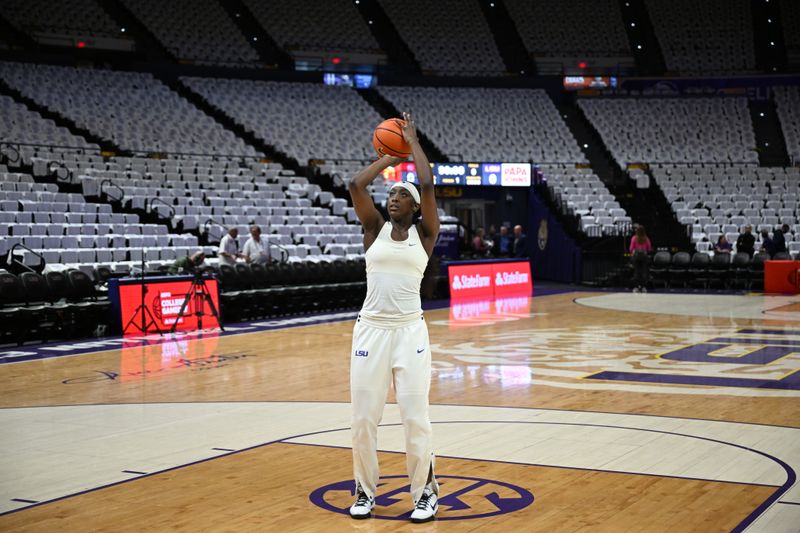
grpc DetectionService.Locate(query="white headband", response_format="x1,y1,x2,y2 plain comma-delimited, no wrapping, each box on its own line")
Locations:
390,181,420,204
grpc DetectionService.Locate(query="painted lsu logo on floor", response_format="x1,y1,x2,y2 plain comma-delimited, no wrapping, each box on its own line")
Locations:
429,325,800,397
309,475,533,520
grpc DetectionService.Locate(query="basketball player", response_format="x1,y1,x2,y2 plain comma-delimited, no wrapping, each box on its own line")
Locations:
347,112,440,523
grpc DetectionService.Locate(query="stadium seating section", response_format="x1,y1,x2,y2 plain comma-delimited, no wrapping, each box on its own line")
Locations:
181,77,381,164
0,62,258,156
377,86,587,163
0,95,97,150
242,0,378,53
651,164,799,254
542,165,632,237
378,0,506,76
120,0,260,67
780,0,800,58
645,0,756,75
578,97,759,167
3,0,120,38
505,0,630,58
774,86,800,164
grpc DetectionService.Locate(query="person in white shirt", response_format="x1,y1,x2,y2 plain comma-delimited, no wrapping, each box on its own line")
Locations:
242,225,271,265
347,112,441,523
217,227,242,267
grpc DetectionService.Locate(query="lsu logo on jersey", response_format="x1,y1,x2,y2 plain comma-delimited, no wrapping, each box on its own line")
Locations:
354,350,369,357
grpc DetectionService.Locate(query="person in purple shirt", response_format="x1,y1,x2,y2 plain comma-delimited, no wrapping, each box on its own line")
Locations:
714,235,733,254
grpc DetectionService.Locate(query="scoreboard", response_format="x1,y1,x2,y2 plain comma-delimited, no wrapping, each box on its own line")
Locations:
382,161,532,187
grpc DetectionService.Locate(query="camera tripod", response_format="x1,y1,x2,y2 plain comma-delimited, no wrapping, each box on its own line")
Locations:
123,254,164,336
169,273,224,333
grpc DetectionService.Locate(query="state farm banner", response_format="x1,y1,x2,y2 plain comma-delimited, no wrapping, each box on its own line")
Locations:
448,263,494,299
493,261,533,296
448,261,532,300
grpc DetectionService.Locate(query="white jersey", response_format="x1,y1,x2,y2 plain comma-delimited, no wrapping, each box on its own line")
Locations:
360,222,428,327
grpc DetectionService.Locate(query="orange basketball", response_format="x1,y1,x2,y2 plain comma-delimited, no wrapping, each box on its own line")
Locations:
372,118,410,158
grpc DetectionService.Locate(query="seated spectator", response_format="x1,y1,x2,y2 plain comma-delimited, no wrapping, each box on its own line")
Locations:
472,227,492,256
736,225,755,257
714,235,733,254
760,229,775,257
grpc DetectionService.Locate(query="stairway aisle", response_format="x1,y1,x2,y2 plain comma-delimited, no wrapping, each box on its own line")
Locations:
96,0,174,61
617,0,666,75
477,0,536,75
353,0,419,74
216,0,294,69
748,99,791,167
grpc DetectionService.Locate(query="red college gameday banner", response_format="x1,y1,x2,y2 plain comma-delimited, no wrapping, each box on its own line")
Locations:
119,279,221,334
448,261,532,300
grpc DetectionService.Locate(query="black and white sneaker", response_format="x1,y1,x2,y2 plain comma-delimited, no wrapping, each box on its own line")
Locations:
349,488,374,519
410,486,438,523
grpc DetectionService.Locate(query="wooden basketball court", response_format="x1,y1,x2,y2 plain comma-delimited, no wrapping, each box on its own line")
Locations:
1,290,799,531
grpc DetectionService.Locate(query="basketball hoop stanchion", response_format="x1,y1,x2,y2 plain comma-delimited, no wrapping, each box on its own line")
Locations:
169,271,224,334
123,253,164,335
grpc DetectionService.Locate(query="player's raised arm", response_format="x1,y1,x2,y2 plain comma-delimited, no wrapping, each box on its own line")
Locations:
349,155,403,242
401,112,439,256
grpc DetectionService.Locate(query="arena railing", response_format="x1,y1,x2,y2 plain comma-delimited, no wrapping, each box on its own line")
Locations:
100,180,125,203
7,243,44,274
147,197,176,219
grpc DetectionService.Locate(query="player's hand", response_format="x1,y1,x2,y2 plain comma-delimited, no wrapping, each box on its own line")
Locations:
400,111,419,144
382,155,405,166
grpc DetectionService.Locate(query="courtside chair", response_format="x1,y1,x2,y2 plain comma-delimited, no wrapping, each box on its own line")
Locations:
708,253,732,289
668,252,692,289
748,253,769,291
688,253,712,290
649,251,672,289
18,271,58,342
0,272,30,344
729,252,751,290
